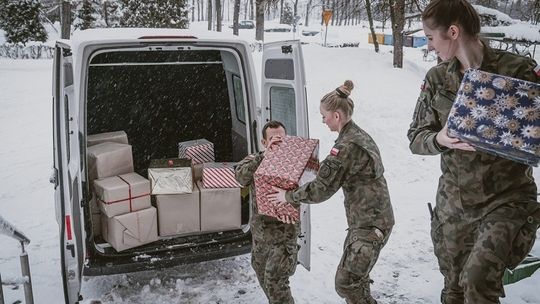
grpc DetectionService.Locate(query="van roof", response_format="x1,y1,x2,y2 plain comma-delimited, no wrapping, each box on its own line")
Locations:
64,28,254,48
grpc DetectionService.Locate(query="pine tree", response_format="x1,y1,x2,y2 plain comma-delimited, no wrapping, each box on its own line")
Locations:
0,0,47,45
75,0,96,30
120,0,190,28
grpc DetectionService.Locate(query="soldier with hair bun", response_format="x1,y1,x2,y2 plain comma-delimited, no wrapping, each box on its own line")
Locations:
268,80,395,304
408,0,540,303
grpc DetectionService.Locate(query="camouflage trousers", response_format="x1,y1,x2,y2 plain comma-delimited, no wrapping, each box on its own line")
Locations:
431,201,540,304
335,227,391,304
251,216,299,304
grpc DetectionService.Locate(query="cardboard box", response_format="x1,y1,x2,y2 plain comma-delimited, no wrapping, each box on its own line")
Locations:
197,181,241,231
94,173,151,217
102,207,159,252
155,185,200,236
148,158,193,194
178,139,214,165
202,162,241,188
87,142,133,182
447,69,540,166
87,131,128,147
193,163,203,182
254,136,319,222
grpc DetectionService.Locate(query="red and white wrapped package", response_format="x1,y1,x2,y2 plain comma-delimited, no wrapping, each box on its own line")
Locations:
178,139,214,165
202,162,241,188
93,172,151,217
254,136,319,222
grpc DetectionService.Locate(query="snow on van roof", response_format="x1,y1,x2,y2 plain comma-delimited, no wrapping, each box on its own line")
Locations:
69,27,253,45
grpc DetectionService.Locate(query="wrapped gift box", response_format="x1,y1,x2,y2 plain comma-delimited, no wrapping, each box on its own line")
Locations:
197,181,241,231
87,131,128,147
178,139,214,165
87,142,134,182
101,206,159,252
202,162,241,188
447,69,540,166
155,184,200,236
94,172,151,217
148,158,193,194
254,136,319,222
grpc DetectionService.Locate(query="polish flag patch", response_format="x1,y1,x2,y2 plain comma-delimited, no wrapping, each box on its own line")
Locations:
534,64,540,77
330,147,340,156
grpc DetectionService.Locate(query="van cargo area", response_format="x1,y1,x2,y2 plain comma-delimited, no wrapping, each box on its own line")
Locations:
83,47,252,275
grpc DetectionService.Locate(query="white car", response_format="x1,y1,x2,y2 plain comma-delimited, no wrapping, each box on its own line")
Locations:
51,28,311,303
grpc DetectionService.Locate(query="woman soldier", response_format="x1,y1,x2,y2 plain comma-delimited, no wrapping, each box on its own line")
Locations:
268,80,395,304
408,0,540,303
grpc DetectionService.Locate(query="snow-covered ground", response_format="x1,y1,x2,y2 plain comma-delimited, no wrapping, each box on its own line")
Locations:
1,22,540,304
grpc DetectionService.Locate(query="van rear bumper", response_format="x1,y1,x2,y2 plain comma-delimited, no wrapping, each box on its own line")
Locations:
83,232,251,276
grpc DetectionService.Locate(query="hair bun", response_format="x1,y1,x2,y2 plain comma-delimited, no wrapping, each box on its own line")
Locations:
343,80,354,92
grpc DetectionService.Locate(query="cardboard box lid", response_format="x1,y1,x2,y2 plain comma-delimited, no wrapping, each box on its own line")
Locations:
87,130,128,146
94,172,150,203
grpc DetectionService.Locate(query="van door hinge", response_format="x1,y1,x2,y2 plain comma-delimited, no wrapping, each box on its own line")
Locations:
281,45,292,54
66,244,75,258
50,168,58,188
62,49,72,57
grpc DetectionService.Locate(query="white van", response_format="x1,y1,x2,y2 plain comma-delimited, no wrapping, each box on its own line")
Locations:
51,28,311,303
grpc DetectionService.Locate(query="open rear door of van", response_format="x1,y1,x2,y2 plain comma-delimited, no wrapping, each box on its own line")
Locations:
261,40,311,270
52,41,83,304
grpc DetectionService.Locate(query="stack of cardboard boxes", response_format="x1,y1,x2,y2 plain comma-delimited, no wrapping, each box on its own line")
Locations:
87,133,243,252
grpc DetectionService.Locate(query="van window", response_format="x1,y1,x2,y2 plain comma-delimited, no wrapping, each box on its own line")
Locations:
269,86,296,135
264,59,294,80
232,75,246,124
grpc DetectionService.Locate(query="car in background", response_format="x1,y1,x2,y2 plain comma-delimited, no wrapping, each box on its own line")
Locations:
229,20,255,29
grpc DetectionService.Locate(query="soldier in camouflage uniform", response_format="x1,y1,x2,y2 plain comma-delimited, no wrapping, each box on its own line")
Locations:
268,80,395,304
408,0,540,303
235,120,300,304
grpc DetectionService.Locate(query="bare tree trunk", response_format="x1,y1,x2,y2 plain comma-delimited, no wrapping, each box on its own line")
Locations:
305,0,312,26
103,0,109,27
256,0,264,40
61,0,70,39
192,0,196,21
391,0,405,67
208,0,213,30
233,0,240,34
250,0,255,20
280,0,284,23
365,0,379,52
216,0,222,31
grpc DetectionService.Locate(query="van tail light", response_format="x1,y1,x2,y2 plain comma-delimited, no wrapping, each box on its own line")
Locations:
65,215,72,241
138,36,197,39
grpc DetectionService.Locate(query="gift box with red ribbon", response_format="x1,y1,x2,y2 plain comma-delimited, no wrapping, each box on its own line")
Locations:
254,136,319,222
94,172,151,217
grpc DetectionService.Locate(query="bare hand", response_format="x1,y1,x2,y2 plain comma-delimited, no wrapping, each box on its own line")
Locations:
276,214,297,224
267,186,287,204
263,135,283,156
436,125,476,152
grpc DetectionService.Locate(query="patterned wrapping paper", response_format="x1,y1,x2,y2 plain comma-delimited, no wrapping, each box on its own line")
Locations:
254,136,319,222
447,69,540,166
178,139,215,165
201,162,242,188
148,158,193,194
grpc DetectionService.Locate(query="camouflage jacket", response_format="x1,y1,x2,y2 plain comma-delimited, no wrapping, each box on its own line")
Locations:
235,151,282,224
407,46,538,221
285,121,395,232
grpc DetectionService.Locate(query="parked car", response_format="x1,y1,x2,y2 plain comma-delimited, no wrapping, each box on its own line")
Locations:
228,20,255,29
52,28,311,303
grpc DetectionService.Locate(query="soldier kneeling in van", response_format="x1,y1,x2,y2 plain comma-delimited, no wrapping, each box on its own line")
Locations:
235,120,299,304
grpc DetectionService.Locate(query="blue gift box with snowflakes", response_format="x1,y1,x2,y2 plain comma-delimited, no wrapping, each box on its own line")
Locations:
447,69,540,166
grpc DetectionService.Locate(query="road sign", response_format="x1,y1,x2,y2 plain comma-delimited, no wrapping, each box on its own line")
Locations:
322,10,332,26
